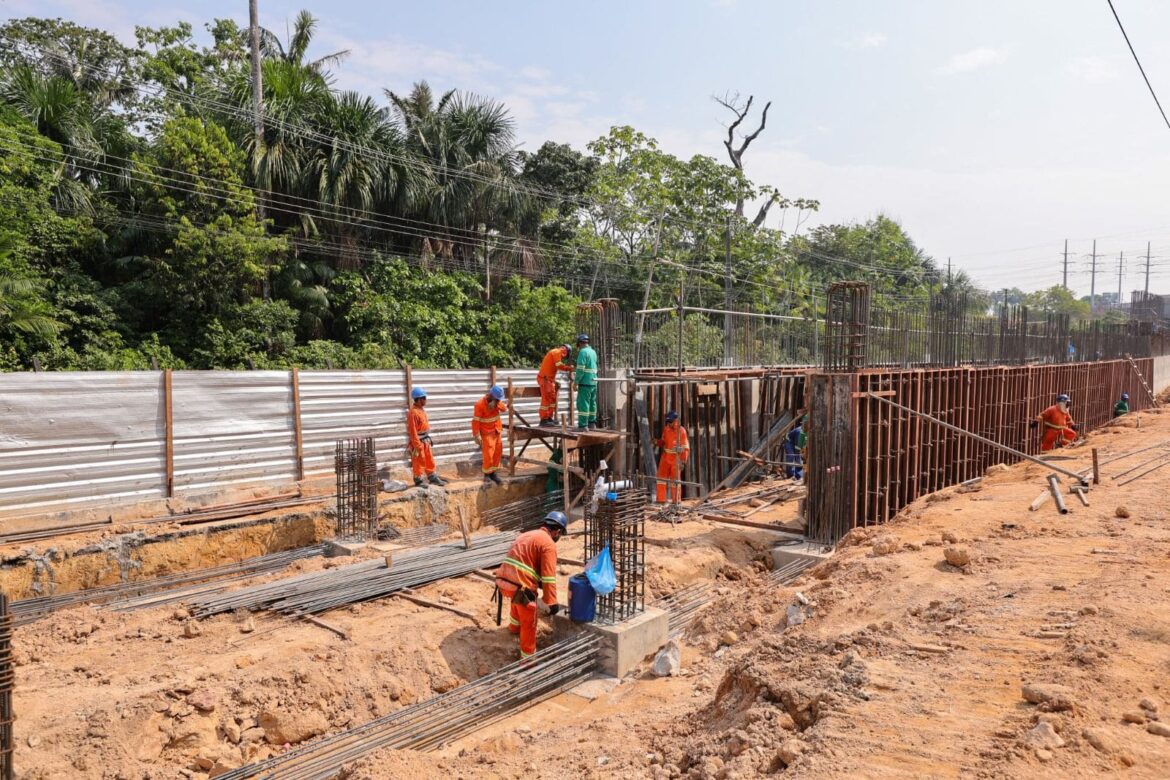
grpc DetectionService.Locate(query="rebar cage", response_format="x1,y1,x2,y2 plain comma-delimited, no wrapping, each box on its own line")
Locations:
334,437,379,540
583,482,647,624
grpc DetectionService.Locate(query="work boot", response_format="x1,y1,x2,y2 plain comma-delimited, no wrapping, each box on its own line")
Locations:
413,476,426,489
483,475,495,486
539,418,557,428
489,472,504,486
427,473,447,486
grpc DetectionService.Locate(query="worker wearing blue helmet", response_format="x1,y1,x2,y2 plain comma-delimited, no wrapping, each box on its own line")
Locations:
407,387,446,487
1114,392,1130,417
472,384,508,485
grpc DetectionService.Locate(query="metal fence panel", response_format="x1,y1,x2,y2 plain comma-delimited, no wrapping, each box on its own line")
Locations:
297,371,405,477
0,372,165,515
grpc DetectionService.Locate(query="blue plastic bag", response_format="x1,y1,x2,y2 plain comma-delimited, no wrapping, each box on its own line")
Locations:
584,545,616,594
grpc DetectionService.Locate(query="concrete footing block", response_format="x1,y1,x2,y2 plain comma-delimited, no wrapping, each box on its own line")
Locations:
772,540,832,571
325,539,366,557
549,606,670,678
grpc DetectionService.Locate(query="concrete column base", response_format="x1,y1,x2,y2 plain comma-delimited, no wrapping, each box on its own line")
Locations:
772,540,833,570
551,607,669,678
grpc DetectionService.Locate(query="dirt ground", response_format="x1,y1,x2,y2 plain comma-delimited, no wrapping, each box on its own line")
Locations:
12,409,1170,778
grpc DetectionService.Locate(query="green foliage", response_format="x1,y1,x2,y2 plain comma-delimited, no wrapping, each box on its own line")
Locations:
1025,286,1091,319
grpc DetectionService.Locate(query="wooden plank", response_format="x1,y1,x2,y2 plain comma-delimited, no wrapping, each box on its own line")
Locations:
302,615,350,640
164,368,174,498
707,411,794,496
634,388,658,480
291,367,304,481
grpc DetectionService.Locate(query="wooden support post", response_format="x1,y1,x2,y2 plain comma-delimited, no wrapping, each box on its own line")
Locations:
507,377,516,476
163,368,174,498
290,367,304,481
489,366,497,388
1091,447,1100,486
568,380,575,428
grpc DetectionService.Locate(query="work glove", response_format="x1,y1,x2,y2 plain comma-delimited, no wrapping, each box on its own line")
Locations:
1028,419,1039,430
1070,424,1080,432
548,603,561,616
410,448,420,458
474,435,483,447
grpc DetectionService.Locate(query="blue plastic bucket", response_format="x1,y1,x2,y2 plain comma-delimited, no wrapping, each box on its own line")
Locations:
568,574,596,623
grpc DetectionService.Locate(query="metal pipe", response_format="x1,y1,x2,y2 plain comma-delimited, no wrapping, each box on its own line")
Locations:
1046,475,1069,514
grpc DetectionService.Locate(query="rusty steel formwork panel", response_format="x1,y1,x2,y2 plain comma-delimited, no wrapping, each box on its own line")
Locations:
631,370,805,496
806,373,857,545
826,358,1156,538
0,592,11,780
824,282,871,372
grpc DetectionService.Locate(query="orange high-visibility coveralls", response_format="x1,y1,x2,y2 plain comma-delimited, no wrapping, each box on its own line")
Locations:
494,528,558,657
472,395,507,474
407,403,434,478
537,347,572,423
655,424,690,503
1039,404,1076,451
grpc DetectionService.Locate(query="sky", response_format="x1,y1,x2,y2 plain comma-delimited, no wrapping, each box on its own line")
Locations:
6,0,1170,298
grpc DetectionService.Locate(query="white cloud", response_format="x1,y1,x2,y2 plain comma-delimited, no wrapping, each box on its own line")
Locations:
937,47,1008,76
1066,56,1120,85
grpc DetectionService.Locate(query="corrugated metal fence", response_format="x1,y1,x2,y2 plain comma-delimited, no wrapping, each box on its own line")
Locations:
0,367,543,521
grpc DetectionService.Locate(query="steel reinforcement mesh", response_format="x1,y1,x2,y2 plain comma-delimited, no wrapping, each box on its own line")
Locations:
334,437,378,539
583,484,646,623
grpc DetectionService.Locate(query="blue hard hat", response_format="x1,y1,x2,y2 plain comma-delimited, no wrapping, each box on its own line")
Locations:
542,511,568,532
1057,393,1070,403
576,333,590,343
665,410,679,422
1121,393,1129,401
411,387,427,400
489,385,505,401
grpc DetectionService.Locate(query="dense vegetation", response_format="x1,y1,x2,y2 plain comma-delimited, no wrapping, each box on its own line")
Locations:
0,13,980,371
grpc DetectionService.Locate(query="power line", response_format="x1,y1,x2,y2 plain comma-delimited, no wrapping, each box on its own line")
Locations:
1107,0,1170,132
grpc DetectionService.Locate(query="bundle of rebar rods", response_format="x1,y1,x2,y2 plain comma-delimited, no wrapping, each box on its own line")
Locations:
375,523,450,547
0,593,12,780
11,545,328,626
216,633,600,780
187,533,517,619
479,491,565,532
584,486,646,624
335,437,378,539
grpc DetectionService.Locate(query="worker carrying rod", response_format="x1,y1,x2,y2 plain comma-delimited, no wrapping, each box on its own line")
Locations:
407,387,447,488
1032,393,1079,451
472,385,508,485
655,410,690,503
574,333,598,431
492,511,566,658
538,343,573,427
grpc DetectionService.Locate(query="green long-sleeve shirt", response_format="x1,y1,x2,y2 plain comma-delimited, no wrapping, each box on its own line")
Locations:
1114,400,1129,417
574,345,598,386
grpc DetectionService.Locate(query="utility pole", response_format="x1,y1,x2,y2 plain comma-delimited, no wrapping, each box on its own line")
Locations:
1145,240,1152,298
1089,239,1099,315
249,0,268,300
1117,251,1124,309
1062,239,1069,290
946,257,952,286
723,215,733,366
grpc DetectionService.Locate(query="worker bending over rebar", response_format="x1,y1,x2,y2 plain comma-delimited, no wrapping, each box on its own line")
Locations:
1033,393,1079,451
493,511,566,658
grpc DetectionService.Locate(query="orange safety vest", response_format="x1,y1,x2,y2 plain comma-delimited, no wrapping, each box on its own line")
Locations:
538,347,572,381
1040,404,1073,431
471,396,506,437
495,528,558,604
407,405,430,450
656,425,690,462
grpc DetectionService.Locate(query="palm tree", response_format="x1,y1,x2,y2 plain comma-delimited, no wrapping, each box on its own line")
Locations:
0,234,61,339
261,10,349,75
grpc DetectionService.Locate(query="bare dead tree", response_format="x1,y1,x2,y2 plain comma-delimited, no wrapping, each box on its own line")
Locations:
713,92,775,227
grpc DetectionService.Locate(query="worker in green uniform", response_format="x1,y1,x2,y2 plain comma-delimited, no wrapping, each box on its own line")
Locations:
546,446,564,493
1114,392,1130,417
573,333,598,430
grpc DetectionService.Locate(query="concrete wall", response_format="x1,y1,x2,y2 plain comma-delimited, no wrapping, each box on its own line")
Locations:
1154,355,1170,394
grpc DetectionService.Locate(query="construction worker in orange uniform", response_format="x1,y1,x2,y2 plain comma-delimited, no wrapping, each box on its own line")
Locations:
655,410,690,503
1034,393,1078,451
472,385,508,485
407,387,446,488
537,344,573,427
494,511,565,658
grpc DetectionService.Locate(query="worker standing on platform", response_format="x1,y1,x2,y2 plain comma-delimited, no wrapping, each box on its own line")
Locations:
1034,393,1078,451
538,344,573,427
1114,392,1130,417
493,511,565,658
407,388,446,488
573,334,598,430
472,385,508,485
655,410,690,503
